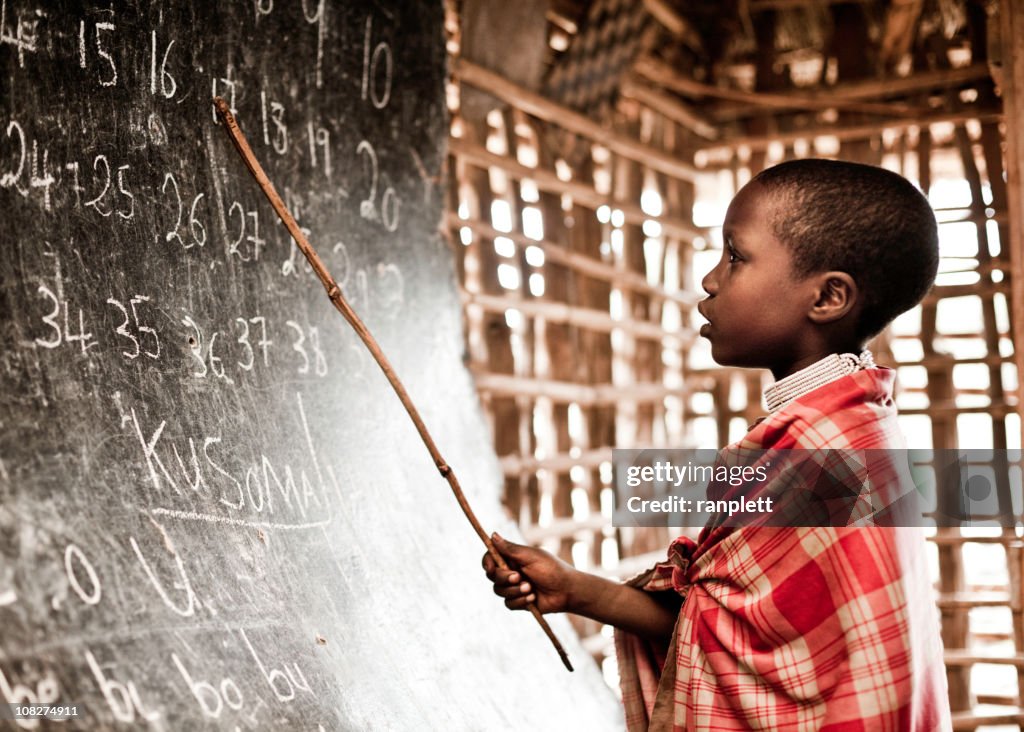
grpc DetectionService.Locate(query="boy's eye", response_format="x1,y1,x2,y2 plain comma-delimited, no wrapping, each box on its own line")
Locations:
725,243,741,263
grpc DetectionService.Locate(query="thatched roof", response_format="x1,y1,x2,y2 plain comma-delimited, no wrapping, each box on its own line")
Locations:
459,0,1001,146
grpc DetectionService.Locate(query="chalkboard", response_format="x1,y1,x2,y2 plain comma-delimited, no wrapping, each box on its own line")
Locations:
0,2,623,729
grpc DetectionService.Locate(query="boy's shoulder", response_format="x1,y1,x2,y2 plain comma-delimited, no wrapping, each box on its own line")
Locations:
738,368,904,452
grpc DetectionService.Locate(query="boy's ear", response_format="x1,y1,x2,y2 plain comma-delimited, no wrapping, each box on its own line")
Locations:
808,272,859,324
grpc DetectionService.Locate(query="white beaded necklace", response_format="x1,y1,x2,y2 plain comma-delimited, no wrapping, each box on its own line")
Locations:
763,350,876,413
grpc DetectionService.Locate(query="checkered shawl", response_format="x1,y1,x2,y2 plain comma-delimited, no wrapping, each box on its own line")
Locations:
614,369,951,731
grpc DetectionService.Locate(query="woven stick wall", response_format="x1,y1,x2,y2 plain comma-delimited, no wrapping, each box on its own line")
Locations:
446,0,1023,727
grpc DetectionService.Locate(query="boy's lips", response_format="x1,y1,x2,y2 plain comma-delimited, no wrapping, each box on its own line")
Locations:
697,301,712,337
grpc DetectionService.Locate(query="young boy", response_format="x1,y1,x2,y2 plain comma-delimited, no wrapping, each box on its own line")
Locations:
483,159,952,730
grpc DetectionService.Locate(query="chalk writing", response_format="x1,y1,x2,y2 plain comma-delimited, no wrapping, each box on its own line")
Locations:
227,201,265,261
240,628,312,703
172,651,246,719
128,393,339,522
149,30,176,98
260,89,288,154
1,3,449,729
1,119,26,195
64,544,101,606
1,0,39,68
306,121,331,178
129,532,198,617
356,139,400,231
107,295,160,360
85,650,160,724
300,0,325,89
0,665,59,730
82,154,134,219
210,65,238,123
79,18,118,87
234,316,271,371
33,254,97,354
286,320,327,377
361,15,393,110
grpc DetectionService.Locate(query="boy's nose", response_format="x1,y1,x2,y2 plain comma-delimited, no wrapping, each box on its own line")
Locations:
701,267,718,295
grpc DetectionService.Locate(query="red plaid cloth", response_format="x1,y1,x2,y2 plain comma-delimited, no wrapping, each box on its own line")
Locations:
615,369,951,731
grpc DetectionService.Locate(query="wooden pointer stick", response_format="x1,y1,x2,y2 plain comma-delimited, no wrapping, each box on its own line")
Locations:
213,97,573,673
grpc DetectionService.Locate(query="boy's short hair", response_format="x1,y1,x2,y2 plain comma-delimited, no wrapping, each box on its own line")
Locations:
752,158,939,340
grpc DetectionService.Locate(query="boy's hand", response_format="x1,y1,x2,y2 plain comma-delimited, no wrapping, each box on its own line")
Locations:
482,533,576,614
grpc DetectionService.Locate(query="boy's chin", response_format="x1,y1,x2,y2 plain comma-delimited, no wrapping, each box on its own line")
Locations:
707,339,733,365
708,343,766,371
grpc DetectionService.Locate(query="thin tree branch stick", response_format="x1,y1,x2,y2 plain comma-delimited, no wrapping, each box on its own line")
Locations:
212,97,573,672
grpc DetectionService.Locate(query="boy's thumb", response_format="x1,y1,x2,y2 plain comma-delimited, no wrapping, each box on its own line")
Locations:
491,532,523,559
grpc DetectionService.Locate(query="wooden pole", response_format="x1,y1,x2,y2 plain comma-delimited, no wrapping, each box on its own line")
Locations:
633,56,932,118
457,118,522,524
453,58,700,182
213,97,574,672
449,214,699,306
1001,0,1024,450
448,136,702,241
697,110,1003,154
471,371,690,405
710,63,992,122
641,0,703,52
619,76,719,139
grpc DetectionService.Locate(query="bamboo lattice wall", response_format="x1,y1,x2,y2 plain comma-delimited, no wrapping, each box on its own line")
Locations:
446,1,1024,728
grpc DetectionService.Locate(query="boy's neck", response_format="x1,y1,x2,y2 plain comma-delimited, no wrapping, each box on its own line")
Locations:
772,335,867,380
764,349,876,413
772,345,867,381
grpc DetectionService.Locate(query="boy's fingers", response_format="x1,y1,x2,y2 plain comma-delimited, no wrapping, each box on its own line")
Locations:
488,568,526,592
504,593,537,611
491,578,532,598
482,554,519,579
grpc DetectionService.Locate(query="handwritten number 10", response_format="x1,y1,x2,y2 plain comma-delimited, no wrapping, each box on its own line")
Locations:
361,16,392,109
